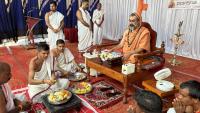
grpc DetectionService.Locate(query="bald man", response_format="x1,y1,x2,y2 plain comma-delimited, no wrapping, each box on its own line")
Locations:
0,62,31,113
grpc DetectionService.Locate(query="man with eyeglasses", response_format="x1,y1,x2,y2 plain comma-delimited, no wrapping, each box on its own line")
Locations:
109,12,150,64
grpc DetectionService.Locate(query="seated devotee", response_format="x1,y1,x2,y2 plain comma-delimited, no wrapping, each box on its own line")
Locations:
0,62,32,113
28,43,70,103
109,12,150,64
51,39,81,73
127,90,163,113
168,80,200,113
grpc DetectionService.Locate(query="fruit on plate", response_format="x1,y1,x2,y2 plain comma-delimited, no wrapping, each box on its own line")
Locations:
48,89,70,103
73,82,92,94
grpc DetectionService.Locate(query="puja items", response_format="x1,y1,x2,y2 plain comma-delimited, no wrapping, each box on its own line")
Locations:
99,51,122,66
71,82,92,94
48,89,72,105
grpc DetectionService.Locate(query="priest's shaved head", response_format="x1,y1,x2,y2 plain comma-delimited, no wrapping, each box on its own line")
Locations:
128,90,162,113
136,90,162,113
0,62,12,85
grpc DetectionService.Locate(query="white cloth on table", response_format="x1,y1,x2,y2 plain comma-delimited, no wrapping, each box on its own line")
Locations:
47,11,65,49
28,56,70,103
92,9,104,45
77,7,93,52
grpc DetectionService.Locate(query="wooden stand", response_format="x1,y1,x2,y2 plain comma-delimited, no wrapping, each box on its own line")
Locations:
25,16,41,50
142,79,179,98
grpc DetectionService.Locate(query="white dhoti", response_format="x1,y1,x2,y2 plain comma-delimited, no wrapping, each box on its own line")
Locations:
47,11,65,49
56,48,75,72
28,56,70,103
77,8,93,52
1,83,15,112
92,9,104,45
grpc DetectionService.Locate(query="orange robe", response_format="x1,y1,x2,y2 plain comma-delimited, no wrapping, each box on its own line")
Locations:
122,26,150,63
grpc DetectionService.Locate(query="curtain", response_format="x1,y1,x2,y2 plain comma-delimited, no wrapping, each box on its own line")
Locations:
24,0,40,34
0,0,15,43
89,0,99,16
66,0,79,27
9,0,26,37
40,0,50,34
57,0,68,27
101,0,200,60
101,0,137,41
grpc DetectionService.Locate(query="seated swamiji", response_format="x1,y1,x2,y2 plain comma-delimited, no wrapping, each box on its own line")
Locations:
109,12,150,64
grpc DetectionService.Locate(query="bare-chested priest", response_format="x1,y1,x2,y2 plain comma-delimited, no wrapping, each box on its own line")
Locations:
51,39,81,73
28,43,70,103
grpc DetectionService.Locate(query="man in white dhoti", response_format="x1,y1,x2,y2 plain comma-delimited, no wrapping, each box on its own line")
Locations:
51,39,81,73
45,1,65,49
0,62,32,113
28,43,70,103
92,3,104,45
76,0,93,52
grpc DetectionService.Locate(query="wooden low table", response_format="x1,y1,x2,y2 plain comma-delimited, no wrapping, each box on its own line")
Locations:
142,79,179,98
85,58,156,103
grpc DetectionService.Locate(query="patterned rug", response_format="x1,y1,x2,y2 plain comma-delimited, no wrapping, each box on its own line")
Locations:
82,80,123,109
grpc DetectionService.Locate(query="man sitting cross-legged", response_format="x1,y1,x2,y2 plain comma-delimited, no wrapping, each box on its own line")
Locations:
28,43,70,103
51,39,81,74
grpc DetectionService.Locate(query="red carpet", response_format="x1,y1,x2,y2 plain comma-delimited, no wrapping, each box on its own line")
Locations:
0,47,9,55
0,46,36,89
0,53,27,89
10,46,36,72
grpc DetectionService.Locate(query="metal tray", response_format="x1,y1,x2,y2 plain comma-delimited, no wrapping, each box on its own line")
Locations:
68,72,87,82
47,90,72,105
